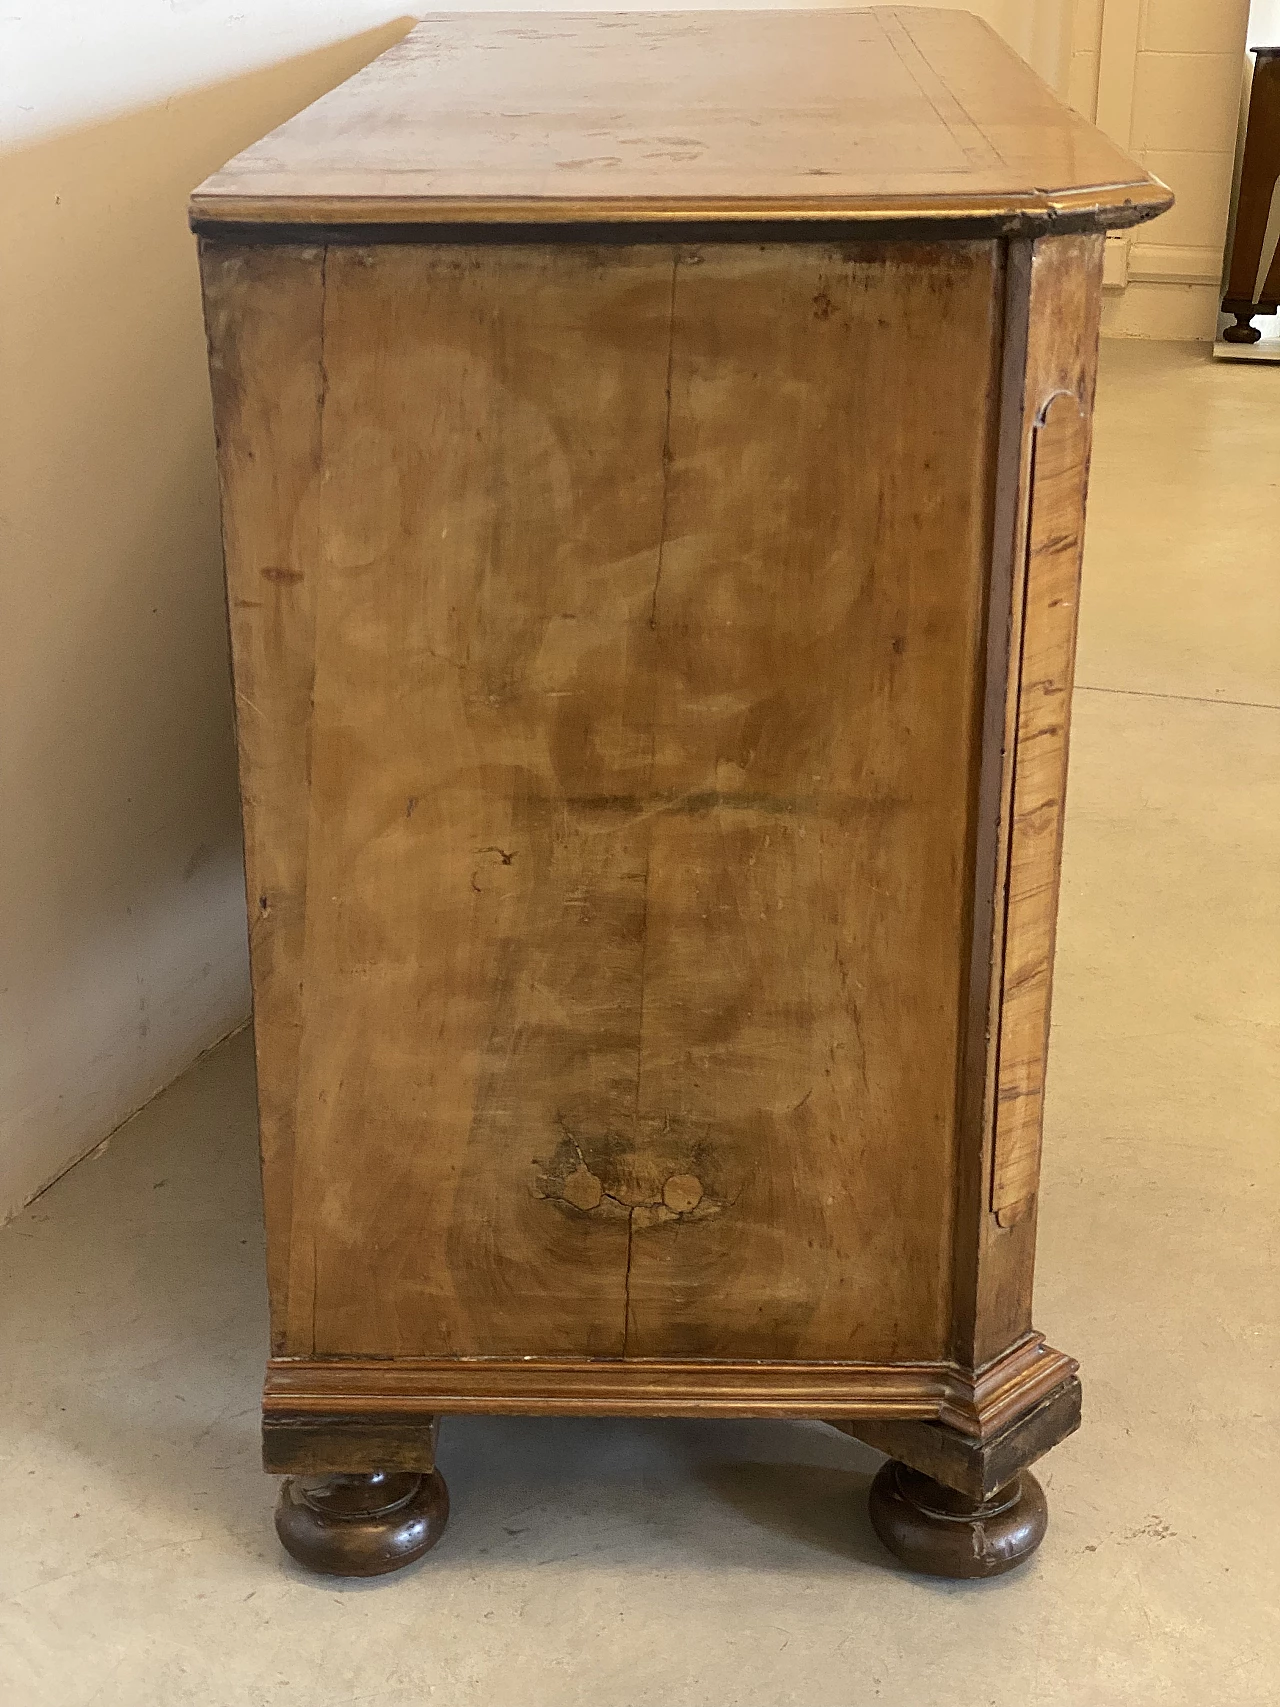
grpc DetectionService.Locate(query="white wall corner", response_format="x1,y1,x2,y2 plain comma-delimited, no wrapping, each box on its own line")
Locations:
1103,232,1132,289
1095,0,1142,149
1092,0,1254,336
0,858,251,1225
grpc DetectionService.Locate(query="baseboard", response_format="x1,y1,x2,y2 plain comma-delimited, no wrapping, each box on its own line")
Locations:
1101,280,1221,341
1127,243,1224,287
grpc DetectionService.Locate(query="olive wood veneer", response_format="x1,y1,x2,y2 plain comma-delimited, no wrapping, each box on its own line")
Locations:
193,10,1170,1580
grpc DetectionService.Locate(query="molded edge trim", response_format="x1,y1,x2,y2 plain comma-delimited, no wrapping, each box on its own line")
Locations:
189,182,1173,242
263,1334,1076,1434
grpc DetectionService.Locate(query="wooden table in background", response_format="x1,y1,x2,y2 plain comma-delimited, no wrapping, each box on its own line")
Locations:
1222,46,1280,345
192,9,1170,1580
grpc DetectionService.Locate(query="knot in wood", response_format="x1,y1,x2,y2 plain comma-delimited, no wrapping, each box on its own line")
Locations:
561,1165,604,1213
661,1174,704,1214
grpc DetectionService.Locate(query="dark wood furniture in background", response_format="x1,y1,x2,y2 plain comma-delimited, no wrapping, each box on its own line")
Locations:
1223,46,1280,343
192,9,1170,1581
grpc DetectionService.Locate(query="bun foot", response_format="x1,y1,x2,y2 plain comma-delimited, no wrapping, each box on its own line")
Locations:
1222,310,1263,344
275,1469,449,1576
868,1459,1047,1578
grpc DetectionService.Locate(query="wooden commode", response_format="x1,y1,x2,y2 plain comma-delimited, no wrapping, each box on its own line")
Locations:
192,9,1170,1578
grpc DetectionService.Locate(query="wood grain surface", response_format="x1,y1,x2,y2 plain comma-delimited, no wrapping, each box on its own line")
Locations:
204,237,1007,1366
190,10,1171,232
937,231,1103,1375
200,246,326,1333
261,1332,1076,1433
991,389,1088,1220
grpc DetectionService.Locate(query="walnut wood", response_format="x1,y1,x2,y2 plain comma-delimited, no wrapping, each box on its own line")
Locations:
200,246,322,1336
991,389,1089,1221
1222,48,1280,339
263,1415,439,1476
195,11,1160,1575
260,1335,1075,1432
868,1461,1047,1578
205,237,1003,1369
950,231,1104,1371
831,1372,1081,1502
275,1470,449,1577
189,11,1170,235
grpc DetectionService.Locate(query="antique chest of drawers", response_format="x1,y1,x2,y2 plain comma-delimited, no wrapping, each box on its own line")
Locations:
192,9,1169,1578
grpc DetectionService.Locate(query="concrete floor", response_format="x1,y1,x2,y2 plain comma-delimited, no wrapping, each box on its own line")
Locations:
2,341,1278,1705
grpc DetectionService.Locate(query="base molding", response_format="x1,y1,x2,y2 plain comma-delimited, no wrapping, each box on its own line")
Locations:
260,1335,1077,1473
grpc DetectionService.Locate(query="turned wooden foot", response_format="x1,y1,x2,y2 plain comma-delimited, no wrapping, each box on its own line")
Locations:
868,1460,1047,1579
1222,309,1263,344
275,1469,449,1576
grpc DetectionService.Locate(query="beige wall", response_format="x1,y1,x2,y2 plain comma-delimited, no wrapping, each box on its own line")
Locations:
1,6,419,1222
1068,0,1252,338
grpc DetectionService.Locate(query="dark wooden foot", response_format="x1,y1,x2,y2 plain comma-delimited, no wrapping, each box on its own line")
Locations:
868,1460,1046,1578
1222,309,1263,344
275,1469,448,1576
830,1370,1080,1499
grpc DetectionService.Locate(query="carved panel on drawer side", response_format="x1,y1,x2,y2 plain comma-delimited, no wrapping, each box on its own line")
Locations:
991,389,1088,1224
